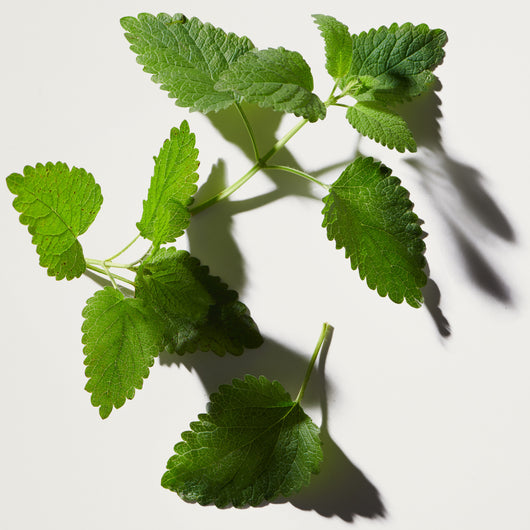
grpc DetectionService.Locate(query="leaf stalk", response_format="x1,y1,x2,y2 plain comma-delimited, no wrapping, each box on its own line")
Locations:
295,322,333,403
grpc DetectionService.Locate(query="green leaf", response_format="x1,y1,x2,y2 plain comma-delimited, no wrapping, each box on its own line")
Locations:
121,13,254,113
137,121,200,247
312,14,353,80
82,287,163,419
322,156,426,307
136,248,262,355
161,375,322,507
346,101,416,152
216,47,326,122
347,23,447,102
6,162,103,280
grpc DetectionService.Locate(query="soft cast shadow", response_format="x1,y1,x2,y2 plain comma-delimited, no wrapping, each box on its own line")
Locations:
187,160,247,292
287,327,386,522
399,82,516,309
159,335,325,407
159,332,385,521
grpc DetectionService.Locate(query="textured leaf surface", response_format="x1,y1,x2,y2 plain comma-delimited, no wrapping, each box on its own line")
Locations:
121,13,254,113
312,14,353,80
322,156,426,306
216,47,326,122
347,23,447,102
82,287,163,419
6,162,102,280
346,102,416,152
162,375,322,507
137,121,199,246
136,248,262,355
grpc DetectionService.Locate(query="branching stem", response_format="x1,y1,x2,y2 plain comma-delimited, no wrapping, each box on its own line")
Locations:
85,263,136,287
235,102,260,161
265,165,329,190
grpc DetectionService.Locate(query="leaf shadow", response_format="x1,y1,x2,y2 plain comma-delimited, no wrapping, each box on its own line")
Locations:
275,327,386,522
159,331,386,522
187,104,324,290
398,80,516,308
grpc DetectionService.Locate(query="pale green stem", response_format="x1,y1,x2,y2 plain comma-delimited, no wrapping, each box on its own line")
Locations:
265,165,330,190
190,85,342,215
189,117,311,215
189,163,263,215
235,101,260,161
105,233,141,262
295,322,333,404
85,263,135,287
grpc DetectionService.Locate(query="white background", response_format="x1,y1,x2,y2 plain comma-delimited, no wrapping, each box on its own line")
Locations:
1,1,529,529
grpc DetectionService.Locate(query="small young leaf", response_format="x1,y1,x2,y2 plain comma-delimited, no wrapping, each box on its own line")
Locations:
322,156,426,307
82,287,163,419
161,375,322,507
137,121,199,247
136,248,262,355
312,14,353,80
346,101,417,152
6,162,103,280
347,23,447,103
216,47,326,122
121,13,254,113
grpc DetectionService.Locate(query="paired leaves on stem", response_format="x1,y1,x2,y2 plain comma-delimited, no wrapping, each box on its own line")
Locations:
314,14,447,152
121,13,326,122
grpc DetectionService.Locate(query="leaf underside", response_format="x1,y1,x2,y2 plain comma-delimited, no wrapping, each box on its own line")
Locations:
137,121,200,247
216,47,326,122
6,162,103,280
121,12,255,113
162,375,322,507
82,287,163,419
346,102,416,152
136,248,263,355
322,156,426,307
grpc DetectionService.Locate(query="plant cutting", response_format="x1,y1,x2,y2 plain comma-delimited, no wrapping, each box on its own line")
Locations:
6,12,447,506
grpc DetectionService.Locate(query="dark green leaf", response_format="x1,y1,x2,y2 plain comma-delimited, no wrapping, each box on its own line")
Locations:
136,248,262,355
346,23,447,103
161,375,322,507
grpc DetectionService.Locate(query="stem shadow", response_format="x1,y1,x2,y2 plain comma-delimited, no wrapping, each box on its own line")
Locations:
160,332,386,522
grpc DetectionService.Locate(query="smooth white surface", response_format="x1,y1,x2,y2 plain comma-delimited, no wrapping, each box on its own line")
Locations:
1,1,529,529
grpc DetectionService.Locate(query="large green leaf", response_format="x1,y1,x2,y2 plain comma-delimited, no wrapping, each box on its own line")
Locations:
322,156,426,307
347,23,447,103
121,13,254,113
216,47,326,122
137,121,199,247
136,248,262,355
82,287,163,419
162,375,322,507
6,162,103,280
